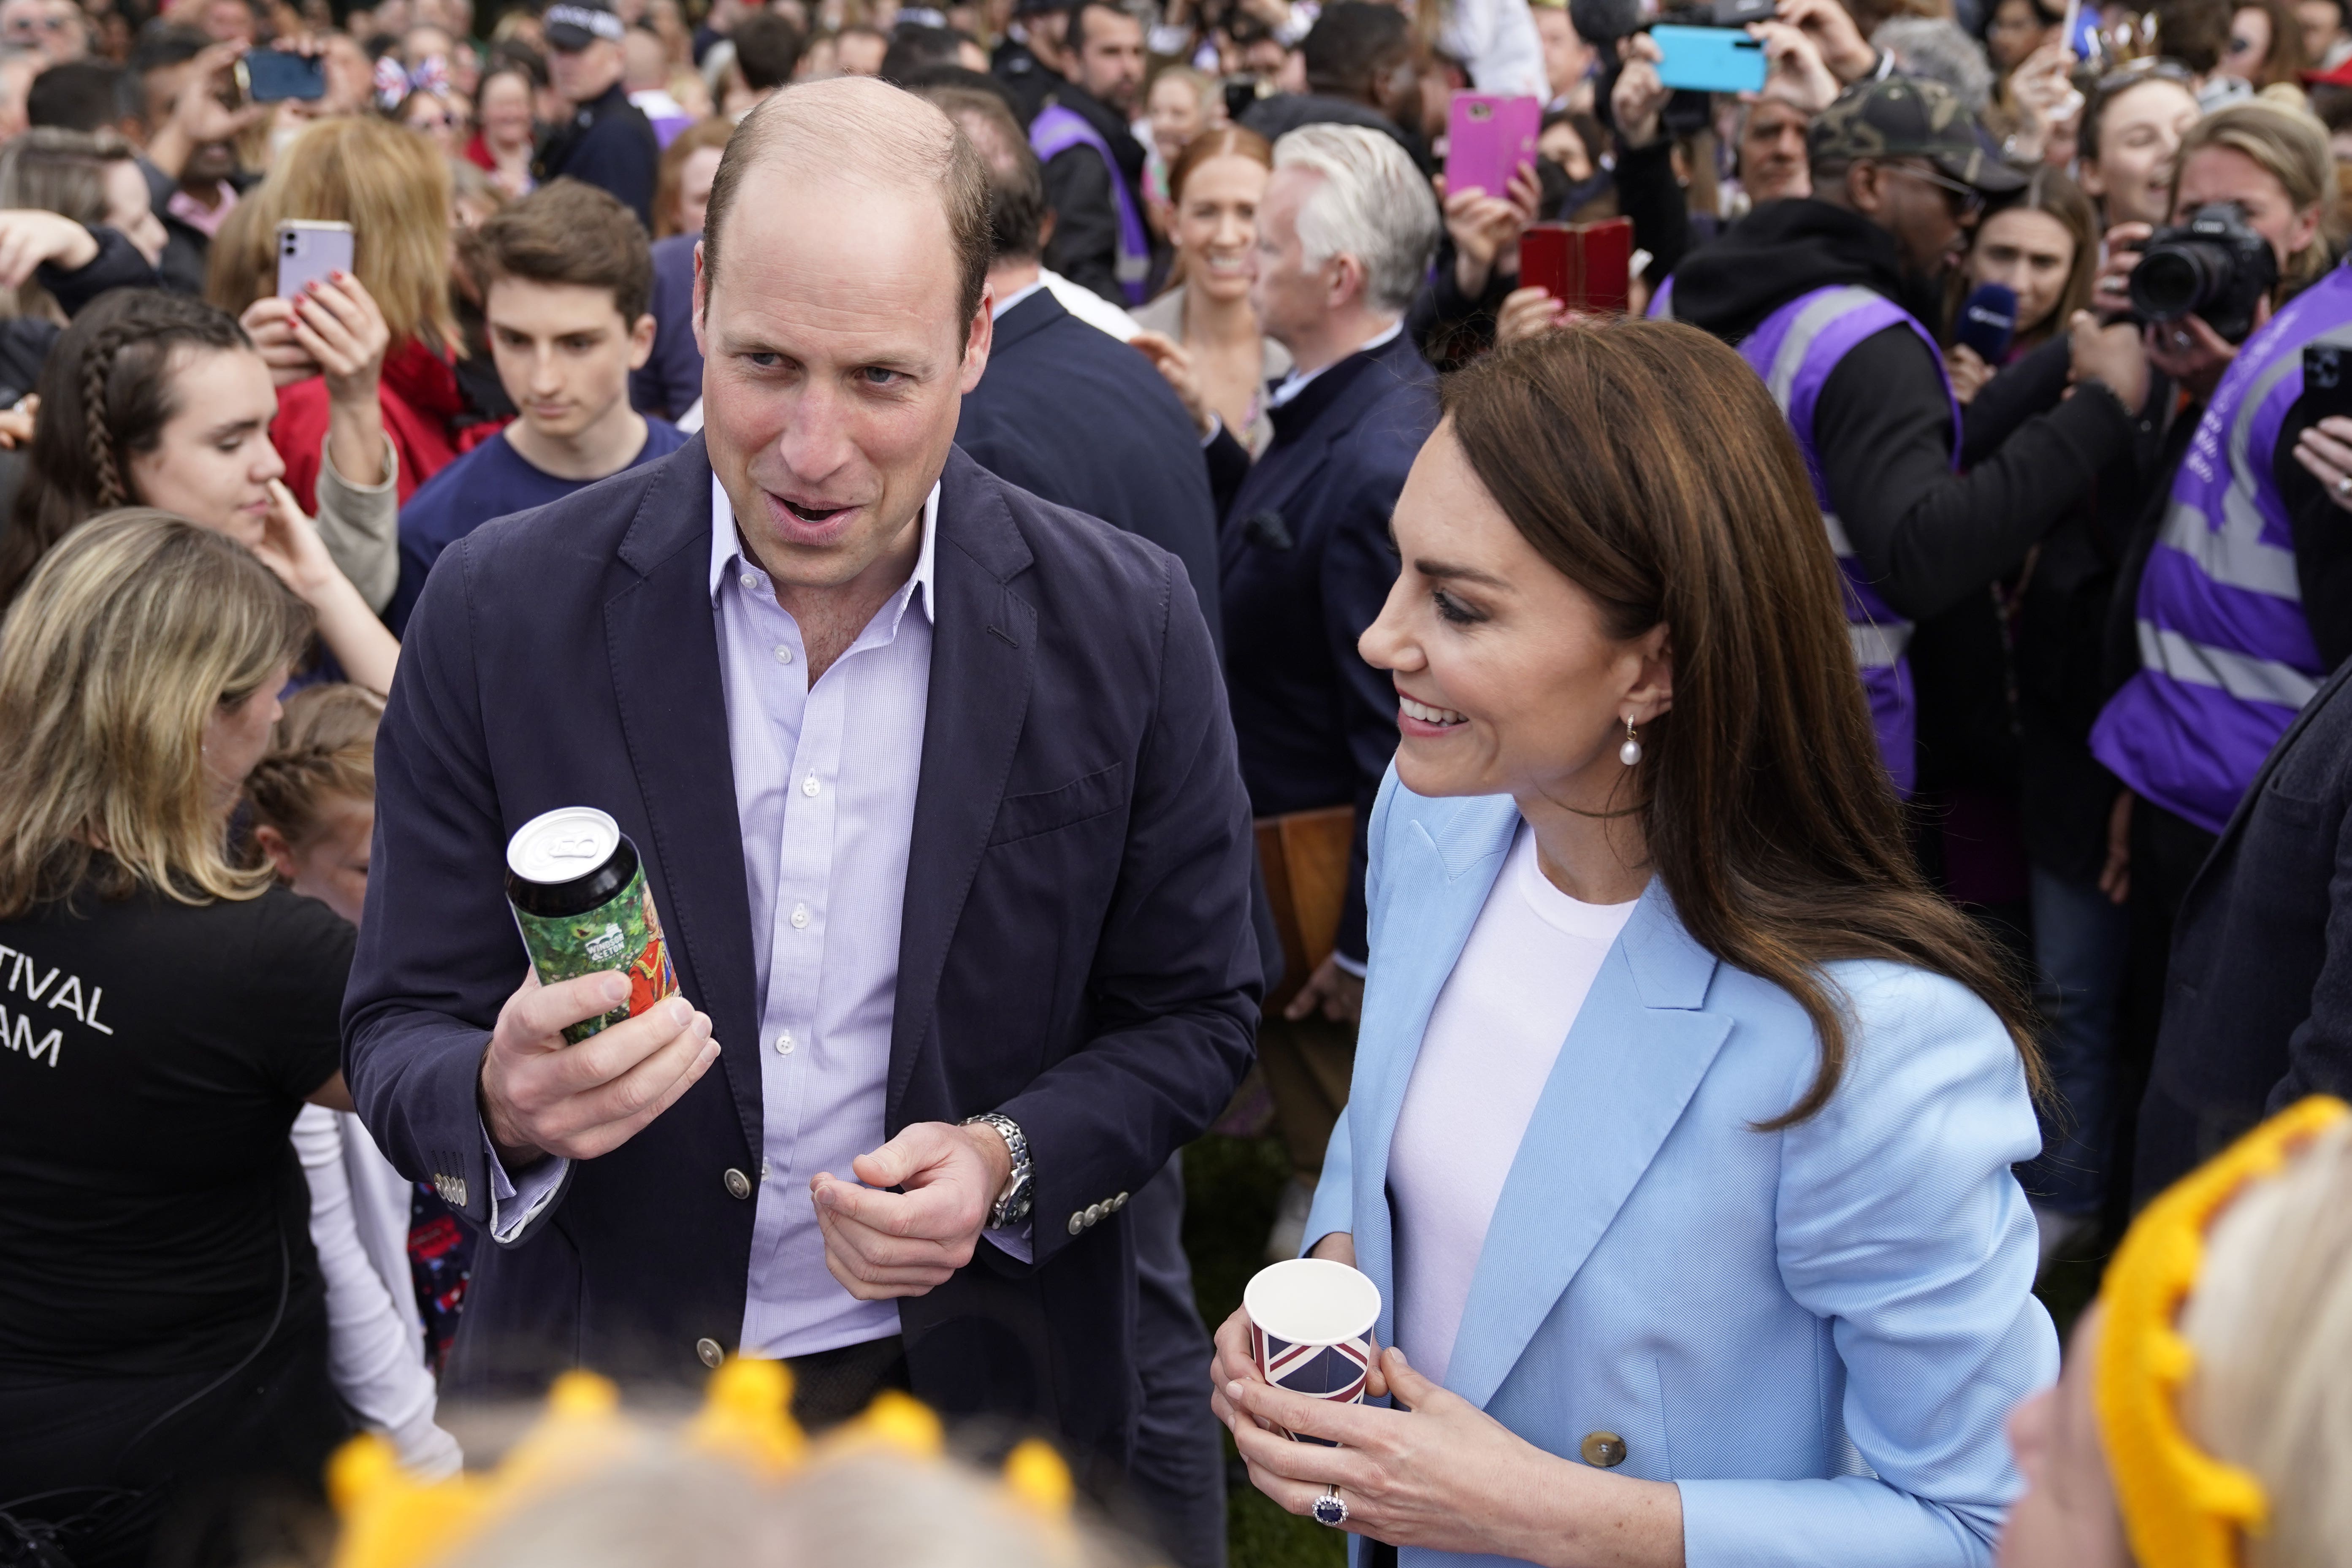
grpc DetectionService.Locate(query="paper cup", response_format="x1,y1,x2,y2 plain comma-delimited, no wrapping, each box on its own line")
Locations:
1244,1257,1382,1443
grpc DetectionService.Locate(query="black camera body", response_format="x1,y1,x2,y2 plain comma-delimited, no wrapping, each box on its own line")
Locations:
2128,202,2280,345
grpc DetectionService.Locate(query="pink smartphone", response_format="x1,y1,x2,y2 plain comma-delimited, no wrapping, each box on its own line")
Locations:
1444,92,1541,200
275,219,353,300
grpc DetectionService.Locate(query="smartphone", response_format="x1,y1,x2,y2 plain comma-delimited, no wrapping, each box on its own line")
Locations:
1445,92,1541,200
276,220,353,300
1651,24,1769,94
238,48,327,103
2303,344,2352,423
1578,217,1631,314
1519,217,1634,314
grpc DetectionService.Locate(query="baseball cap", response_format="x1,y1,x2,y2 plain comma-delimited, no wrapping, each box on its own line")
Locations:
544,0,625,51
1807,76,2027,194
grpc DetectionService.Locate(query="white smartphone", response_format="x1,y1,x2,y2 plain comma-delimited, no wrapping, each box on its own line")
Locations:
275,219,353,300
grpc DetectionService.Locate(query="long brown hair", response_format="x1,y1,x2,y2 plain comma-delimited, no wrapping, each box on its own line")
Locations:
0,289,252,614
0,510,312,918
1443,322,2040,1126
206,116,459,353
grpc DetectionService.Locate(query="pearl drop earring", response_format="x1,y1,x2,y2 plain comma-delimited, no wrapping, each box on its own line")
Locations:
1619,717,1642,767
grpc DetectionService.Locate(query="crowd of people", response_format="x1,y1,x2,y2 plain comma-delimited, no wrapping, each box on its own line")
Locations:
0,0,2349,1563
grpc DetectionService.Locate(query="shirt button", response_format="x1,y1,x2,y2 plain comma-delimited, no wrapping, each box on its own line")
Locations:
776,1030,795,1054
773,644,793,665
723,1167,752,1200
801,773,820,797
740,571,756,589
790,903,810,929
696,1337,725,1370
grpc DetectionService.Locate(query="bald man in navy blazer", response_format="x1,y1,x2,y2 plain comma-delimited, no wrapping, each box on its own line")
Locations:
343,77,1259,1474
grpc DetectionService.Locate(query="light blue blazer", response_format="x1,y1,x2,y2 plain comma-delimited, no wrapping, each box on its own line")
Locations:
1304,780,2059,1568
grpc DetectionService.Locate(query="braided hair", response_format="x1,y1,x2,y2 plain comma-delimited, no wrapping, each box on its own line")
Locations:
0,290,252,613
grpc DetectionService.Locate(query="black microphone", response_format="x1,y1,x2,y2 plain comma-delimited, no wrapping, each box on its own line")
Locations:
1570,0,1646,44
1955,282,2018,366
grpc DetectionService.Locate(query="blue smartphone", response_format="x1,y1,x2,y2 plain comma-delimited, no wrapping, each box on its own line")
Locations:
1650,25,1768,94
237,48,327,102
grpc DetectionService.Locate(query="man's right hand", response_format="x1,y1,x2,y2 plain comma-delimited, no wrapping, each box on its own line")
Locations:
479,970,721,1170
2068,308,2151,414
1611,32,1670,151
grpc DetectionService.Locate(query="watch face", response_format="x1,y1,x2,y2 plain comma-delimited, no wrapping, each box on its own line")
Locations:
997,1170,1034,1225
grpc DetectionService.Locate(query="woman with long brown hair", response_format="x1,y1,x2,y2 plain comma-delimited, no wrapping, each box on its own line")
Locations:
1211,321,2055,1565
208,115,463,515
0,512,356,1568
1129,126,1291,456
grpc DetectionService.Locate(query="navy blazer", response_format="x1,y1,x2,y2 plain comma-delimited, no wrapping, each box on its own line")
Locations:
1217,329,1436,962
2138,654,2352,1199
956,288,1222,650
344,437,1261,1465
629,233,704,422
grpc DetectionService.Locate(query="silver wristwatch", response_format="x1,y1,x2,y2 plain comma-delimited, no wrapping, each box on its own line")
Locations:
962,1112,1033,1229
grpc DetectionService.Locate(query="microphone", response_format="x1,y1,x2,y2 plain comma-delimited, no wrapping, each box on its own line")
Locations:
1570,0,1646,44
1955,282,2017,366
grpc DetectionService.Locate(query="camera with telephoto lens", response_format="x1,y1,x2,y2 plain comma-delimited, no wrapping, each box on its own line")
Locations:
2127,202,2280,345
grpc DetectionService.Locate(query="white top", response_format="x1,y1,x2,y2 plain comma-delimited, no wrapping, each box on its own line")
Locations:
1440,0,1548,98
294,1107,461,1477
1385,823,1637,1384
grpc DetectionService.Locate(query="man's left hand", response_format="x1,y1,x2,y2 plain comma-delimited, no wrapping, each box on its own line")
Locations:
811,1120,1015,1300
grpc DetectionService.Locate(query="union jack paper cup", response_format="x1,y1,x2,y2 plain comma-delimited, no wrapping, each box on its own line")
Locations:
1244,1257,1382,1444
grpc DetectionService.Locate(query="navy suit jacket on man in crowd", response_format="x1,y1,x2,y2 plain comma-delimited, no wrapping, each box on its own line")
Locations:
342,436,1262,1468
954,289,1220,648
1211,329,1438,964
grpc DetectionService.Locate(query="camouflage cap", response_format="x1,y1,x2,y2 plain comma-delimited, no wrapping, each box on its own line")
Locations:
1807,76,2028,194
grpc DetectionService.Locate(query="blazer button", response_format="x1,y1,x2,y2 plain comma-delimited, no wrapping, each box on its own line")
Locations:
1111,1192,1129,1210
723,1167,752,1200
1068,1211,1086,1235
696,1337,725,1370
1084,1202,1103,1227
1580,1431,1628,1468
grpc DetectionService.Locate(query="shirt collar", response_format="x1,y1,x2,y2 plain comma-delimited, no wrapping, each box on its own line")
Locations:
1266,318,1403,409
707,472,939,625
991,278,1049,320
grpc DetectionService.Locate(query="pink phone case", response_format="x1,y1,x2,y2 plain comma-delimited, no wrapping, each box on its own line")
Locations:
1444,92,1541,201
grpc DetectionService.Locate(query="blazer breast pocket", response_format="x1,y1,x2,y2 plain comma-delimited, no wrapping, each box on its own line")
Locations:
987,761,1127,847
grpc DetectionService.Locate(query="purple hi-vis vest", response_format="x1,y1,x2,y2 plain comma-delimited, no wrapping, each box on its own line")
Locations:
1732,284,1958,797
2089,264,2352,835
1029,103,1150,306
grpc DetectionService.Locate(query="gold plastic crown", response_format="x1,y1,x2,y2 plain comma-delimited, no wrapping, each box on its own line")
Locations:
2095,1094,2348,1568
326,1357,1078,1568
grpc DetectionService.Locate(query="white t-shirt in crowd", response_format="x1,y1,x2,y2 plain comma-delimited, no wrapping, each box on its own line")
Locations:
1387,823,1639,1385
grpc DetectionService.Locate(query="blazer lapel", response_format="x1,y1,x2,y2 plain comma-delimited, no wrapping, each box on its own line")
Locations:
887,449,1038,1117
1442,888,1732,1412
605,436,765,1156
1348,795,1520,1351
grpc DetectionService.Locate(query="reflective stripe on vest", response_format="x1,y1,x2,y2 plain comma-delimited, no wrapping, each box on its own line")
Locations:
1029,103,1151,305
2089,261,2352,834
1736,284,1957,796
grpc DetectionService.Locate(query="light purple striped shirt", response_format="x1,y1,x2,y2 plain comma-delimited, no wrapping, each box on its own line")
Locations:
495,475,1037,1359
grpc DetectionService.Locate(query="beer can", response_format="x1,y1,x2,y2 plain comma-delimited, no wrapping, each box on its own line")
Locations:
504,806,680,1045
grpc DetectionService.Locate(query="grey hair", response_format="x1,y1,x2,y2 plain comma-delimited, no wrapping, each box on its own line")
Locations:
1272,123,1442,315
1871,18,1995,116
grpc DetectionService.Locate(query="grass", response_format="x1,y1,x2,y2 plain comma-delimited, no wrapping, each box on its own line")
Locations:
1181,1128,2111,1568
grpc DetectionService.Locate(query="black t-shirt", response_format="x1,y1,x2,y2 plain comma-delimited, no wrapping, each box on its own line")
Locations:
0,876,350,1378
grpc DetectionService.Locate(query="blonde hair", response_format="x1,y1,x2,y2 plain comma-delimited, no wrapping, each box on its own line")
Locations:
434,1450,1142,1568
2179,1116,2352,1568
0,510,312,918
206,116,460,353
244,683,382,855
2175,100,2338,295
